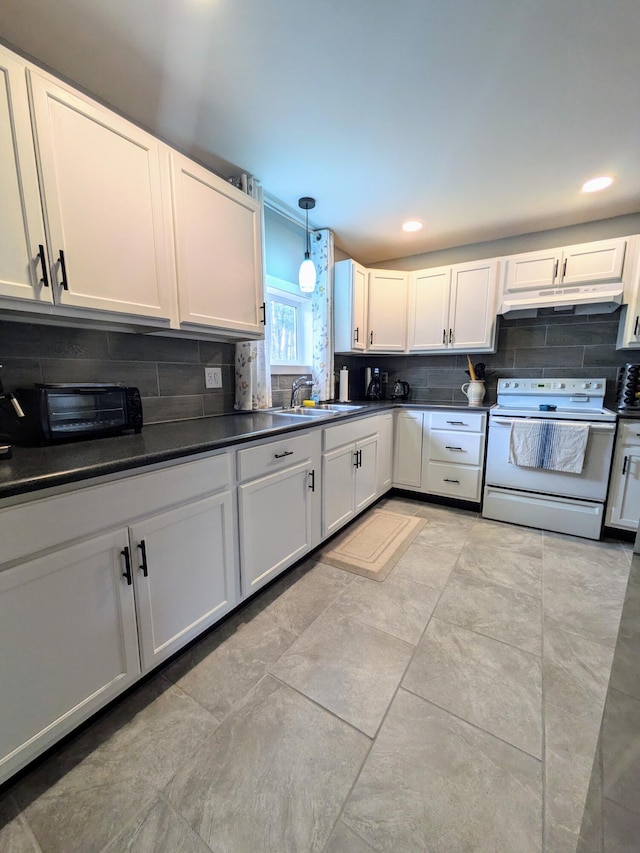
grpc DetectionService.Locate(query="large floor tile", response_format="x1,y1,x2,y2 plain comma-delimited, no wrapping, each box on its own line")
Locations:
403,617,543,757
343,689,542,853
455,540,543,598
103,796,211,853
260,560,355,636
466,518,544,558
602,688,640,815
333,573,440,645
163,608,297,723
270,605,414,736
322,820,374,853
602,798,640,853
543,556,627,648
434,568,542,654
0,795,39,853
543,623,614,723
391,541,459,590
165,676,370,853
413,508,477,548
376,496,423,516
545,702,600,840
12,676,216,853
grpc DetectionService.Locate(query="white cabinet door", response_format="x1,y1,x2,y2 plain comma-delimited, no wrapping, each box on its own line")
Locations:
322,443,357,537
170,151,264,336
130,492,238,671
0,530,140,785
607,451,640,530
449,260,498,351
28,70,172,320
239,461,313,595
367,270,408,351
503,249,561,292
0,48,52,305
562,239,626,285
408,267,450,351
393,411,424,488
355,434,378,512
377,413,394,493
334,259,368,352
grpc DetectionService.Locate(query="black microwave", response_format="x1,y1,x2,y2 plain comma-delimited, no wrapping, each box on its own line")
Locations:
1,384,143,445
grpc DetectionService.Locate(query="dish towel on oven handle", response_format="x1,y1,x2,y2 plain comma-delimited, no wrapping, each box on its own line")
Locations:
508,419,590,473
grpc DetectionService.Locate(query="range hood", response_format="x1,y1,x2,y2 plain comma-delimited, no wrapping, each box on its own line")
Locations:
498,281,624,318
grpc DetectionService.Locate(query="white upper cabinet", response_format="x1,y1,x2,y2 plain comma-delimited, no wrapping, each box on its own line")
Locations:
408,259,498,353
0,47,51,305
367,270,408,351
408,266,451,350
334,259,368,352
28,69,173,321
169,151,265,336
503,239,626,294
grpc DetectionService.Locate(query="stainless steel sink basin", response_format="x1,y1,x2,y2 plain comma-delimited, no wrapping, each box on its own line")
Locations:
270,403,366,418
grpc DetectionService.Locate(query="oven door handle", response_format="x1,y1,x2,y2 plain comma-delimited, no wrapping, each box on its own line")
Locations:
491,417,615,433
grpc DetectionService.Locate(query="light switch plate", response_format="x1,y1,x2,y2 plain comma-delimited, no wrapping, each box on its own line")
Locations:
204,367,222,389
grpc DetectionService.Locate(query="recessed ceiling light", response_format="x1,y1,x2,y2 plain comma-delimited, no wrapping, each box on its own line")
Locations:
581,176,614,193
402,220,423,232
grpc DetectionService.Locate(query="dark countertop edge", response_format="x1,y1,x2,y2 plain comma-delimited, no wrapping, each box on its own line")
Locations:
0,402,492,502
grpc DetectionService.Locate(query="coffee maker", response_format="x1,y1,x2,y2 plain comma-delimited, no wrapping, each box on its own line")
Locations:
365,367,382,400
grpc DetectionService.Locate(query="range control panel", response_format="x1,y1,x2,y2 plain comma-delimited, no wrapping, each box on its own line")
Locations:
498,379,605,394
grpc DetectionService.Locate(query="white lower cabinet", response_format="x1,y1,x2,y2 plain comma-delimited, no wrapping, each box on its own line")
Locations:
606,421,640,531
0,451,237,785
393,409,486,502
237,431,320,596
377,413,394,493
322,418,380,538
130,491,237,670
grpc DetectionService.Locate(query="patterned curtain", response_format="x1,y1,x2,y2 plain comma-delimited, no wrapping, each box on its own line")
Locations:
234,340,272,410
310,229,335,401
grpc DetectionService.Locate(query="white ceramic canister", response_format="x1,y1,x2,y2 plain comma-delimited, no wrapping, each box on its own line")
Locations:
461,380,486,407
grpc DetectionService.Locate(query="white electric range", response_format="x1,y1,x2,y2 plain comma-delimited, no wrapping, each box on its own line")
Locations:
483,378,617,539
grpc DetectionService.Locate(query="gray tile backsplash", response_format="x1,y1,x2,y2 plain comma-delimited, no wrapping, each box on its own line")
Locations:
0,307,634,423
0,320,237,424
340,309,631,409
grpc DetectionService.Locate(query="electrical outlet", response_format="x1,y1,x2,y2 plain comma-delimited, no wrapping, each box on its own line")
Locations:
381,372,389,383
204,367,222,389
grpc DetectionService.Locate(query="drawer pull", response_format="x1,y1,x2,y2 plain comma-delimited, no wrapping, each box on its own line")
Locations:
446,420,465,425
445,446,464,451
443,478,460,484
274,450,294,459
138,539,148,577
121,546,132,585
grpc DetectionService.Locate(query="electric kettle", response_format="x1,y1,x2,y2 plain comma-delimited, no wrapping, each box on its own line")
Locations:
392,381,410,399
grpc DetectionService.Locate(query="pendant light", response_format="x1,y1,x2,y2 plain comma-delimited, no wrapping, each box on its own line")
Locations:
298,197,317,293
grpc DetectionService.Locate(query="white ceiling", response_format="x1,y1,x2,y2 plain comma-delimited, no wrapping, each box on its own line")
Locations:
2,0,639,264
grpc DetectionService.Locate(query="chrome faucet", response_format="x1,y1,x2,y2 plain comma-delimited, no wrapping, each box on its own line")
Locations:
290,375,314,408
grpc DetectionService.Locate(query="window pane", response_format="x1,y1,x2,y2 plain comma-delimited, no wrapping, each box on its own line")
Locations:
269,299,298,363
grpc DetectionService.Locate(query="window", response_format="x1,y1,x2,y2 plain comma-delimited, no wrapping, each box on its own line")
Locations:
266,275,312,373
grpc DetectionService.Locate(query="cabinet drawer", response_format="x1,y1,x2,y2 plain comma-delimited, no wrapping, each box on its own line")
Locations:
430,411,486,432
237,432,317,482
323,416,378,451
429,431,484,466
425,462,482,502
619,421,640,445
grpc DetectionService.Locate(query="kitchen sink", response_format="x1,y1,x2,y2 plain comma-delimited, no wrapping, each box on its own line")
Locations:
270,403,366,418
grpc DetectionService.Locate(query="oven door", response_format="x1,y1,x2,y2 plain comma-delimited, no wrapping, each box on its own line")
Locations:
485,417,615,501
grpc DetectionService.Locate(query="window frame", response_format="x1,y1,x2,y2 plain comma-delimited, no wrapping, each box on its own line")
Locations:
266,275,312,375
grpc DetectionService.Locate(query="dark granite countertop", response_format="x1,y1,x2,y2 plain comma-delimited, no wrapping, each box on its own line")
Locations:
0,401,491,501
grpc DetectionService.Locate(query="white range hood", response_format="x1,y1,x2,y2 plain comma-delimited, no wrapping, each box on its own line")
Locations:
498,281,624,317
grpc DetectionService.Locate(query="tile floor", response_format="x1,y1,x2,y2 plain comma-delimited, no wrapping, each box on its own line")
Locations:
0,497,632,853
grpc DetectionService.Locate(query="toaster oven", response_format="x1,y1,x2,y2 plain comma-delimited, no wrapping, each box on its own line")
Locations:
1,384,143,445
